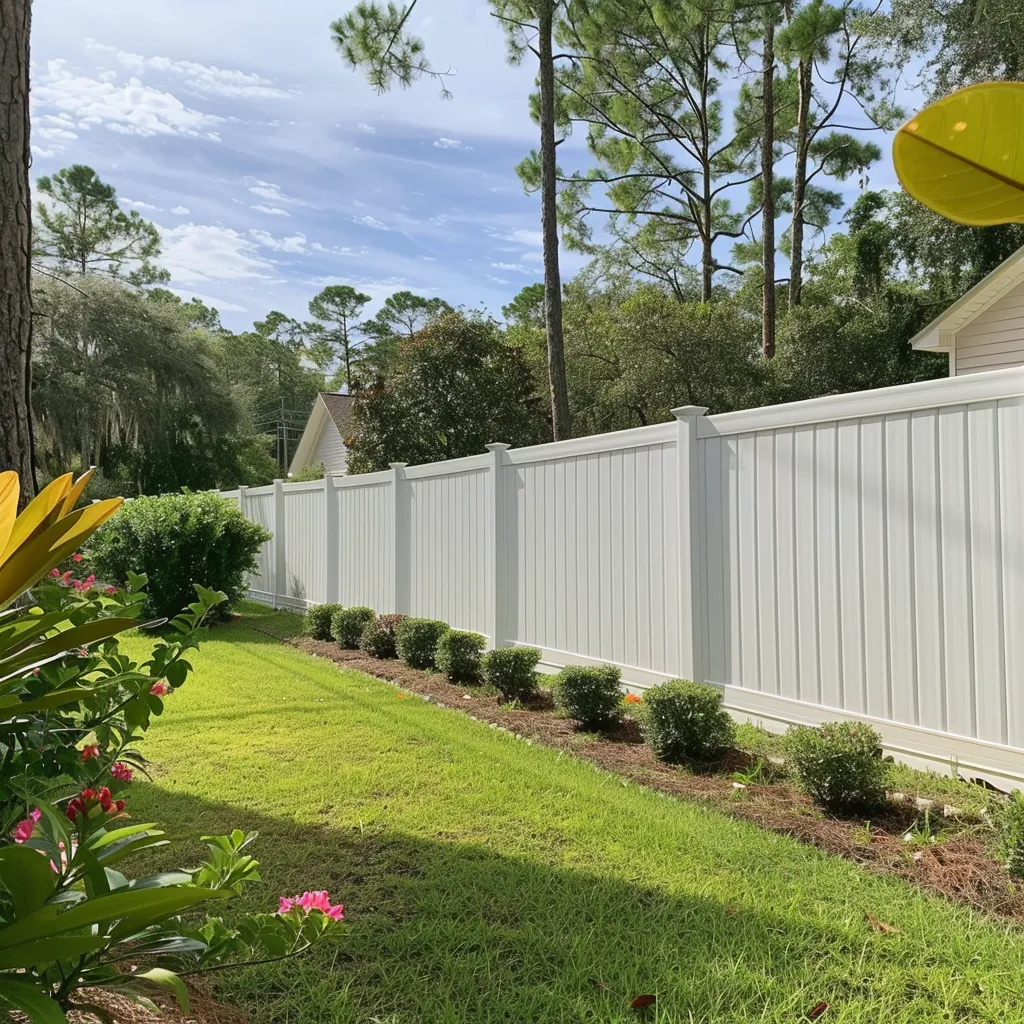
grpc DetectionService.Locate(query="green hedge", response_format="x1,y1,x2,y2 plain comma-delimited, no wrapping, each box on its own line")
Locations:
360,614,406,659
304,604,341,641
331,606,375,648
483,646,541,701
395,618,449,669
436,630,486,682
640,679,735,766
554,664,622,730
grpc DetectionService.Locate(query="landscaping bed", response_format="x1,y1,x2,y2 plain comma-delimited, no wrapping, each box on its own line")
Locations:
295,635,1024,924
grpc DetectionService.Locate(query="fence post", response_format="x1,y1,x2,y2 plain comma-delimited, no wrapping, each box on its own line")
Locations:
273,478,286,610
485,443,510,649
237,484,248,518
390,463,407,614
672,406,707,683
324,476,339,604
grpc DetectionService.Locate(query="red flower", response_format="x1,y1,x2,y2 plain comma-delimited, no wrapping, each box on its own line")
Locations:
81,744,100,761
14,809,41,844
48,568,60,578
150,681,170,697
115,799,125,813
66,797,84,822
72,553,83,563
110,762,133,782
104,586,117,595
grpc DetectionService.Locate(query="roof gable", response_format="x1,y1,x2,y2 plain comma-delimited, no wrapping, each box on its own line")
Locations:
288,392,352,475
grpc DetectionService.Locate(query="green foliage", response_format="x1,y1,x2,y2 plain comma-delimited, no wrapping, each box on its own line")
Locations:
554,665,623,730
86,492,271,620
482,645,541,701
331,606,375,648
784,721,889,814
304,603,342,641
395,617,450,669
435,629,486,682
34,164,167,285
640,679,736,766
993,791,1024,879
291,462,326,482
305,284,371,389
356,291,453,378
360,613,407,658
347,311,547,472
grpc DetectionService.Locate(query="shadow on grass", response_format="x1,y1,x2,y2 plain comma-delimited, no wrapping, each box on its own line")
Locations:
126,785,1004,1024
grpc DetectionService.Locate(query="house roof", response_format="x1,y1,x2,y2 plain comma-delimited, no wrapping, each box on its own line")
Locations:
287,392,353,475
910,244,1024,352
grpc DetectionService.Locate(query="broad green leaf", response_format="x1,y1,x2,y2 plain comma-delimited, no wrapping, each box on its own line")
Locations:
0,686,101,717
0,885,227,950
87,822,162,851
894,82,1024,225
0,845,58,917
134,968,189,1014
0,934,108,970
0,977,68,1024
0,616,140,674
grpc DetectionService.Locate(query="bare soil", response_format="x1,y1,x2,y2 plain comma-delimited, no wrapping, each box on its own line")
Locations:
297,637,1024,925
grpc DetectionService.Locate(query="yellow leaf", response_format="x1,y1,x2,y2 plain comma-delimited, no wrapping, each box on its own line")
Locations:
0,474,18,562
893,82,1024,226
1,474,73,566
60,468,95,517
0,497,123,609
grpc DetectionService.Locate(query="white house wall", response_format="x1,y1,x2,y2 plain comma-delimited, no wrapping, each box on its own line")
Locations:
312,417,349,474
956,279,1024,374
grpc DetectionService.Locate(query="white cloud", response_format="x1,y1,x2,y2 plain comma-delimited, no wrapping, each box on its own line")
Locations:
249,228,307,253
489,228,544,246
354,215,388,231
522,251,544,263
122,198,162,211
434,136,467,149
165,287,249,313
357,122,376,134
251,204,289,216
310,241,367,256
171,205,190,215
490,261,529,273
486,274,510,284
159,223,277,284
243,178,312,207
33,59,223,140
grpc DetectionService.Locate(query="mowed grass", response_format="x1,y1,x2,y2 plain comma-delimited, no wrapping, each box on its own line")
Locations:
121,606,1024,1024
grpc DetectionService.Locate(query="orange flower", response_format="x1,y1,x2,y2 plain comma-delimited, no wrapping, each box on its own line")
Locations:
624,692,642,704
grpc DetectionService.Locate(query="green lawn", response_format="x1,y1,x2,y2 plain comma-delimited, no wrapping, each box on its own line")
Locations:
123,605,1024,1023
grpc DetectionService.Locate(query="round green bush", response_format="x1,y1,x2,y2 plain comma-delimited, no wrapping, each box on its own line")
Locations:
554,664,622,730
993,791,1024,879
483,646,541,701
331,606,375,648
641,679,735,766
436,629,486,682
304,603,341,641
86,491,271,620
360,613,406,659
784,721,889,814
395,618,449,669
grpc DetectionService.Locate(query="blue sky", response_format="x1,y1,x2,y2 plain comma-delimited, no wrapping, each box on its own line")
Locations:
30,0,912,331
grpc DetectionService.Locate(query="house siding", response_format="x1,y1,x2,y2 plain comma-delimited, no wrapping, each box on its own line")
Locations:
956,280,1024,375
312,417,348,474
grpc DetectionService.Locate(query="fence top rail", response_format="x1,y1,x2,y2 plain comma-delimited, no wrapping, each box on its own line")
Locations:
507,421,676,465
702,364,1024,437
243,484,274,497
220,489,240,500
405,453,490,479
281,479,325,494
331,469,392,488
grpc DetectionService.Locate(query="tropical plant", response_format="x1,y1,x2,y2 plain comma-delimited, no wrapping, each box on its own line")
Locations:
0,470,344,1021
86,491,271,620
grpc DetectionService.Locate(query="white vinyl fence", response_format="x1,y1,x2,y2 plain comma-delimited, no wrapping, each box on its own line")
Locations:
220,366,1024,787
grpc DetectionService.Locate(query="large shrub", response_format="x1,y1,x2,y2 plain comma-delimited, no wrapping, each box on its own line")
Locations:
554,664,622,730
86,490,271,619
360,613,406,658
436,629,486,682
483,646,541,701
304,603,341,641
641,679,735,766
994,791,1024,878
396,617,449,669
331,606,375,648
784,721,889,814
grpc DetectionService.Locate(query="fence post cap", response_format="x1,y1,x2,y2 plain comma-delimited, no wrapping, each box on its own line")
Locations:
389,462,408,470
485,442,511,452
671,406,709,419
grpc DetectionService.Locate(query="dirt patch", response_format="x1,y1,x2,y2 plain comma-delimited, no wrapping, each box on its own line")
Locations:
66,982,248,1024
297,638,1024,925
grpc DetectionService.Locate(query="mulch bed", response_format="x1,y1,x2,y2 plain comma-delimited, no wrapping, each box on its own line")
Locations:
65,982,249,1024
296,637,1024,925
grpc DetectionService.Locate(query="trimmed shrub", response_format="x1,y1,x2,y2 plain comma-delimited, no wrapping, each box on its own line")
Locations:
641,679,735,766
784,721,888,814
554,664,622,729
331,606,375,648
304,603,341,641
360,613,406,659
483,646,541,701
86,491,271,620
994,791,1024,878
396,617,449,669
436,629,486,682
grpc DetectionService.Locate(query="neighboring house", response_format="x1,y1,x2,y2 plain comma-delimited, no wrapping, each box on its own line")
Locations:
911,245,1024,376
288,392,354,477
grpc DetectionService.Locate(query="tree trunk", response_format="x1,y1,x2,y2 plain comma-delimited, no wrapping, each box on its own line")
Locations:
789,58,812,308
0,0,35,498
701,169,713,302
538,0,571,441
760,13,776,360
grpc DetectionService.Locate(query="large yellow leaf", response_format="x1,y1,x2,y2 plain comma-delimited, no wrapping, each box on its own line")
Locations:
0,474,17,562
893,82,1024,226
60,468,95,516
0,473,73,565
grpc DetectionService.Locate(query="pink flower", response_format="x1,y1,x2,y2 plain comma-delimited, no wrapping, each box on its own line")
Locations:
297,890,332,912
325,905,344,921
283,890,344,921
104,586,117,595
278,896,295,914
14,809,41,844
110,762,133,782
77,647,89,658
150,681,170,697
72,553,83,563
81,744,100,761
48,568,60,578
60,571,72,585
